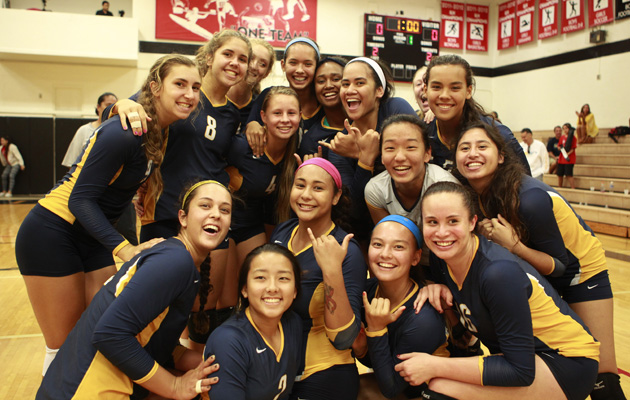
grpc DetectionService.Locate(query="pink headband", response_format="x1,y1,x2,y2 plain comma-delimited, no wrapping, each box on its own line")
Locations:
296,158,342,190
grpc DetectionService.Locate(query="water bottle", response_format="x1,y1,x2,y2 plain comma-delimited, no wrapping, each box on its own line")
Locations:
600,182,605,192
609,181,614,193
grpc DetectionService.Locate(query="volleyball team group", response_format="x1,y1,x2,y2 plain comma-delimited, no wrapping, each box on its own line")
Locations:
13,28,625,400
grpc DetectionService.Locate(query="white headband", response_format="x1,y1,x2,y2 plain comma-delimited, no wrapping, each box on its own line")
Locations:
347,57,386,89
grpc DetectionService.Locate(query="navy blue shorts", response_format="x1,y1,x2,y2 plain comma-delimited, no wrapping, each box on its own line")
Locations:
561,270,613,304
290,363,359,400
141,219,229,249
16,204,114,277
539,351,598,400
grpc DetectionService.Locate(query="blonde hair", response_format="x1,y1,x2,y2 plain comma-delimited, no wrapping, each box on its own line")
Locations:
250,38,276,95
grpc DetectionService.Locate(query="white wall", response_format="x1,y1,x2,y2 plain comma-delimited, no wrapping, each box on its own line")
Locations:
0,0,628,128
8,0,133,17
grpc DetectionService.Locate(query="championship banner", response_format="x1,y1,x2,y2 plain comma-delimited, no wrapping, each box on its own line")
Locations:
588,0,614,25
616,0,630,19
155,0,317,47
561,0,585,33
466,3,489,51
440,1,465,49
538,0,559,39
516,0,535,44
498,0,515,50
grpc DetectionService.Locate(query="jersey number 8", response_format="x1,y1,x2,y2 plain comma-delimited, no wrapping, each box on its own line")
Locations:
204,116,217,141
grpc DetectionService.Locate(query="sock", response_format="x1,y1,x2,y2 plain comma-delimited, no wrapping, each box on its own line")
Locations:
42,346,59,377
590,372,627,400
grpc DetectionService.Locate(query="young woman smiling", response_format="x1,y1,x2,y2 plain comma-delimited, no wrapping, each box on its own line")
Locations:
203,244,302,400
453,122,625,400
401,181,599,400
36,180,229,400
16,55,201,376
270,158,367,400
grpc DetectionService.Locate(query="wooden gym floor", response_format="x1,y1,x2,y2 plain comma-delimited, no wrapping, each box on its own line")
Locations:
0,200,629,399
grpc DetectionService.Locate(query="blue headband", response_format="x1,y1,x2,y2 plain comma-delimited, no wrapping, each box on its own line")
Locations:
374,215,423,249
285,37,320,59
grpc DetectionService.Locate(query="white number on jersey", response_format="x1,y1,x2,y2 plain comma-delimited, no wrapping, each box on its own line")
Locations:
204,116,217,141
458,303,478,333
272,374,287,400
265,175,278,194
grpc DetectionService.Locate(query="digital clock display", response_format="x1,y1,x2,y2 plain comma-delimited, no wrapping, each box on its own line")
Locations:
364,14,440,82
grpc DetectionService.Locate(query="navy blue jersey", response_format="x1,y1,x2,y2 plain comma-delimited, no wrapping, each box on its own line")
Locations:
516,175,607,289
37,238,199,399
429,235,599,387
202,309,302,400
143,90,240,225
270,220,367,381
375,97,415,131
230,92,256,132
360,279,448,399
297,116,342,157
226,133,286,231
547,136,560,157
39,115,153,253
427,115,531,175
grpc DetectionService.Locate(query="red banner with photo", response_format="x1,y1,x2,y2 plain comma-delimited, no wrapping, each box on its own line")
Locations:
516,0,535,44
616,0,630,20
561,0,585,33
440,1,465,49
538,0,559,39
155,0,317,47
466,3,489,51
498,1,515,50
588,0,614,26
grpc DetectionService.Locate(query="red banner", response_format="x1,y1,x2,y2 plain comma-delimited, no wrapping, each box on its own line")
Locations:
498,1,515,50
561,0,585,33
440,1,465,49
588,0,614,26
538,0,559,39
516,0,535,44
466,3,489,51
155,0,317,47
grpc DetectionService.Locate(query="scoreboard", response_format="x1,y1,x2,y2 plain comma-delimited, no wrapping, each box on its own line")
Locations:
364,14,440,82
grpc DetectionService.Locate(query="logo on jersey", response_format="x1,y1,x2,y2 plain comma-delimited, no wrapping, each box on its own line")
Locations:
256,347,267,354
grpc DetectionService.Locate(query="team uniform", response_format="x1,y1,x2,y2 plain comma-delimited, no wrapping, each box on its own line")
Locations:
270,220,367,400
226,133,286,242
365,163,458,226
230,92,256,133
36,238,199,399
429,235,600,400
140,89,240,242
202,309,303,400
427,115,531,175
16,116,153,276
359,279,449,399
511,175,611,302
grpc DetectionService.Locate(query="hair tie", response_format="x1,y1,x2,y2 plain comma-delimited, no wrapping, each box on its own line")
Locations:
347,57,386,89
182,180,227,209
375,215,423,249
296,158,342,190
285,37,320,59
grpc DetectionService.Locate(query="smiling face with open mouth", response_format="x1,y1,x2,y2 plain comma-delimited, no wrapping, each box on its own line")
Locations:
340,61,384,123
455,127,504,193
425,64,472,125
152,64,201,127
381,122,431,187
281,43,317,92
290,165,340,225
242,252,297,322
261,93,301,143
208,37,249,91
368,221,421,285
315,61,344,109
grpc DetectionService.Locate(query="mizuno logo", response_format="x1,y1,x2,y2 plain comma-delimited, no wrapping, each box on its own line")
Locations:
256,347,267,354
587,284,599,290
593,380,604,390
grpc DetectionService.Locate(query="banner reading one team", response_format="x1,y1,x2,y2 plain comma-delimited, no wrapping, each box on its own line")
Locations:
441,1,465,49
588,0,614,26
538,0,559,39
516,0,535,44
155,0,317,47
498,0,515,50
466,3,489,51
561,0,585,33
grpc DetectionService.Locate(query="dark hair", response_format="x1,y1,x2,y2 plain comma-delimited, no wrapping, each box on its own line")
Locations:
261,87,300,223
349,59,395,104
581,103,591,115
452,121,528,242
380,114,429,152
283,39,319,61
235,244,302,314
95,92,117,116
424,55,491,129
0,135,12,147
422,181,479,222
139,55,201,213
317,56,348,70
563,122,573,130
178,180,232,334
102,1,109,5
521,128,532,135
554,125,562,131
195,29,252,79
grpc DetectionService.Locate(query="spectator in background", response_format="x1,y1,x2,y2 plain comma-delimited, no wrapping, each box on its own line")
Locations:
557,123,577,189
96,1,113,15
520,128,549,181
576,103,598,144
0,134,25,198
62,92,118,169
547,125,562,174
490,110,501,122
